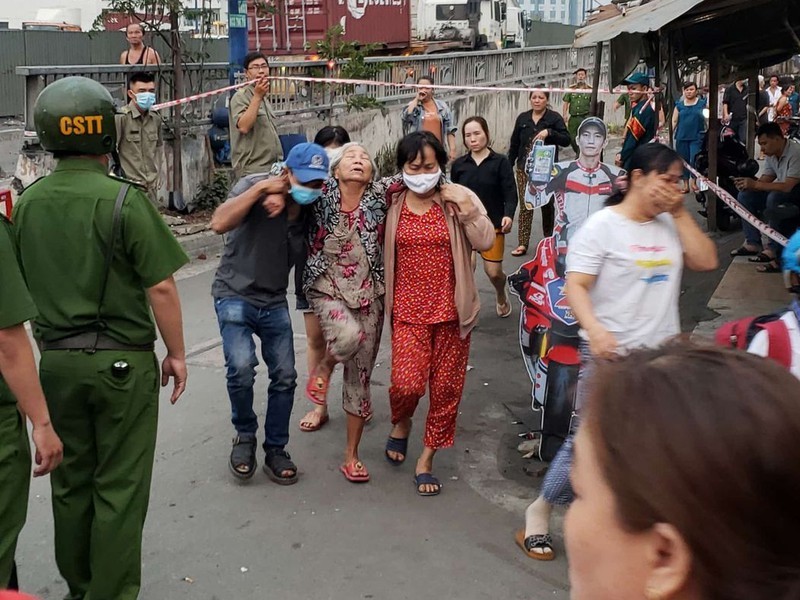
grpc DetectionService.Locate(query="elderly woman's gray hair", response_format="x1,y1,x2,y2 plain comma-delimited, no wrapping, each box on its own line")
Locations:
329,142,378,181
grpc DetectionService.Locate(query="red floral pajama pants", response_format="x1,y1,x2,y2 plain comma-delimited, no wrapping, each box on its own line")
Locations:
389,320,471,449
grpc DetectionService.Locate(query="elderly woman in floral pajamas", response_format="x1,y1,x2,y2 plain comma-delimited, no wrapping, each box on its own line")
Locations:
303,143,400,483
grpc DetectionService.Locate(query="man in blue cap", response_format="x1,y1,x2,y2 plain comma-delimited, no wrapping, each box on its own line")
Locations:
616,72,657,170
747,230,800,379
210,143,329,484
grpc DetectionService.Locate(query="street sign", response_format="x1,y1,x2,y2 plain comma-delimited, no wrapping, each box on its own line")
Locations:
229,13,247,28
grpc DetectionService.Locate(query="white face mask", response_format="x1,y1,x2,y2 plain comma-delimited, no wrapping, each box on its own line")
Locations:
403,169,441,195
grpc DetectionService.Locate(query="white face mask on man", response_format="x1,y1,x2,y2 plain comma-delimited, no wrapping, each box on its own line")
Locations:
403,169,441,195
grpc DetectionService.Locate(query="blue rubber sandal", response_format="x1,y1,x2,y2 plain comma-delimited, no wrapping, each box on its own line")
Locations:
385,436,408,466
414,473,442,496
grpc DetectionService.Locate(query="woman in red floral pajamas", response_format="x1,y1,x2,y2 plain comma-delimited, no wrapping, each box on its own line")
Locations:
384,132,495,495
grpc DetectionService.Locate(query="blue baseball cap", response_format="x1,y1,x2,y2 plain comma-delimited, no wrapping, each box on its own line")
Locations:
623,72,650,87
285,142,329,183
782,230,800,289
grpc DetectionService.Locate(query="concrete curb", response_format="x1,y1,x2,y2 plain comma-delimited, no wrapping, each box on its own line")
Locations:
692,256,787,341
177,229,224,259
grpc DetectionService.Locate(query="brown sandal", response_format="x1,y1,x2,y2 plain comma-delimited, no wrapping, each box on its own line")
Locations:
511,245,528,257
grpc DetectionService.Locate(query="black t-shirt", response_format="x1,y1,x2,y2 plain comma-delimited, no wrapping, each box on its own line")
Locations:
757,90,771,125
212,173,290,308
451,150,518,228
722,84,748,123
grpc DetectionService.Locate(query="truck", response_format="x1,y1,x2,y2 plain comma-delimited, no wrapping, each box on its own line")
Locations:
410,0,531,52
246,0,530,56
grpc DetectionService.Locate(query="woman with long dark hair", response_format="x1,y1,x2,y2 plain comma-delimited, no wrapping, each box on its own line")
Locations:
451,116,517,317
516,143,717,560
383,131,495,496
507,88,570,256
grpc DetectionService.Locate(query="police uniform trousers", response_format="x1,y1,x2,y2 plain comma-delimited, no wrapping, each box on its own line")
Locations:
41,349,159,600
567,115,588,154
0,389,31,589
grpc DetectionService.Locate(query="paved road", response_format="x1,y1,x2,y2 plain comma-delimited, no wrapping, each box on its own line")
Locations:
15,194,739,600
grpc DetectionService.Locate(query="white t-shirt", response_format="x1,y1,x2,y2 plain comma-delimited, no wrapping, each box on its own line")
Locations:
767,86,782,121
566,207,684,350
748,310,800,380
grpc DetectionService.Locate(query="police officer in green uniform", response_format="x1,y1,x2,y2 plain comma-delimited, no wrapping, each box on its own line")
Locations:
562,68,592,154
115,71,162,204
0,213,63,590
13,76,189,600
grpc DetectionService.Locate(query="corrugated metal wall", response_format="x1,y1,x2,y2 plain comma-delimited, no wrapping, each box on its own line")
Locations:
0,31,228,117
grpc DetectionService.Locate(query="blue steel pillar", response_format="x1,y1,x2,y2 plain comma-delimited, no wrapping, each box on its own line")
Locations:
228,0,249,85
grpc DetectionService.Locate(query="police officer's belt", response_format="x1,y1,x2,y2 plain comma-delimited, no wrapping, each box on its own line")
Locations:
39,333,154,352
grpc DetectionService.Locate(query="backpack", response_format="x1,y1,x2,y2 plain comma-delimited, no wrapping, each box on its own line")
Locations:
715,313,792,369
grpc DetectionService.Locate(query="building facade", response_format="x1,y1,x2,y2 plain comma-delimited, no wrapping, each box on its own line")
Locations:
518,0,590,26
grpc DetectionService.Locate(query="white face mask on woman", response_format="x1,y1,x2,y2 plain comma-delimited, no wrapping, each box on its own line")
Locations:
403,169,441,195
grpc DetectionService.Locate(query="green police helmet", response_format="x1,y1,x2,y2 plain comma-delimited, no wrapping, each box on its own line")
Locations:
34,76,117,155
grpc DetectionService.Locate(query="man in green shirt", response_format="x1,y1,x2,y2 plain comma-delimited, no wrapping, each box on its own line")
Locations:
562,68,592,153
614,92,631,121
14,76,189,600
0,213,63,591
115,71,162,204
229,52,283,179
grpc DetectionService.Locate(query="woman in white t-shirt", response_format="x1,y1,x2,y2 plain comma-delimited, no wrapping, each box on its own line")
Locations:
567,143,719,356
515,143,718,562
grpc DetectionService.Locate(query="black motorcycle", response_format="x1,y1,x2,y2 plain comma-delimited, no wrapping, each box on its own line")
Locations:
693,125,759,231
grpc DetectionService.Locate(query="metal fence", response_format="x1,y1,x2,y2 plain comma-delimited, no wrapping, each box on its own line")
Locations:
16,44,610,129
0,30,229,117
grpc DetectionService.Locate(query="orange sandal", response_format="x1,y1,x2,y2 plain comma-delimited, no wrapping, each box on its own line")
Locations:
305,368,330,405
340,460,370,483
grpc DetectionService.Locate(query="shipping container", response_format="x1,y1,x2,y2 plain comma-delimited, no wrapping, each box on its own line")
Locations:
247,0,411,56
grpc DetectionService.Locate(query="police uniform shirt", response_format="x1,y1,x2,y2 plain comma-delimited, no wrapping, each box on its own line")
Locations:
13,159,189,347
115,100,162,196
229,86,283,178
563,84,591,117
0,215,37,406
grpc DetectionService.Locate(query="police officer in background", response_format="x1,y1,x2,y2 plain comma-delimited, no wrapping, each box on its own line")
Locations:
13,76,189,599
0,212,63,590
562,68,592,155
115,71,162,204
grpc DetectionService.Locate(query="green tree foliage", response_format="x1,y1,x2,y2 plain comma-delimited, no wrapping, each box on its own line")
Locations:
315,25,389,112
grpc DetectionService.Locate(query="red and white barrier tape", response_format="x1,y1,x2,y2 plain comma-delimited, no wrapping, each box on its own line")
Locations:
152,75,639,111
684,161,789,246
152,79,254,111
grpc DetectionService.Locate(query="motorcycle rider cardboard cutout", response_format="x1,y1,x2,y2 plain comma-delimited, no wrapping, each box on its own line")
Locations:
508,117,626,461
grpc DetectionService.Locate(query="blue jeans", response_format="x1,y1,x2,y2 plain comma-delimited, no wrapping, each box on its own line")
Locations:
738,187,800,255
214,297,297,449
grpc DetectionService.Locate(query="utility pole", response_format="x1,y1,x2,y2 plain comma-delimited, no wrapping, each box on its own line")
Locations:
170,6,185,211
228,0,248,84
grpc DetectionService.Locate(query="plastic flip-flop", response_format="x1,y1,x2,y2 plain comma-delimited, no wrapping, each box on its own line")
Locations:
299,411,329,432
305,368,330,405
385,436,408,466
340,460,370,483
414,473,442,496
